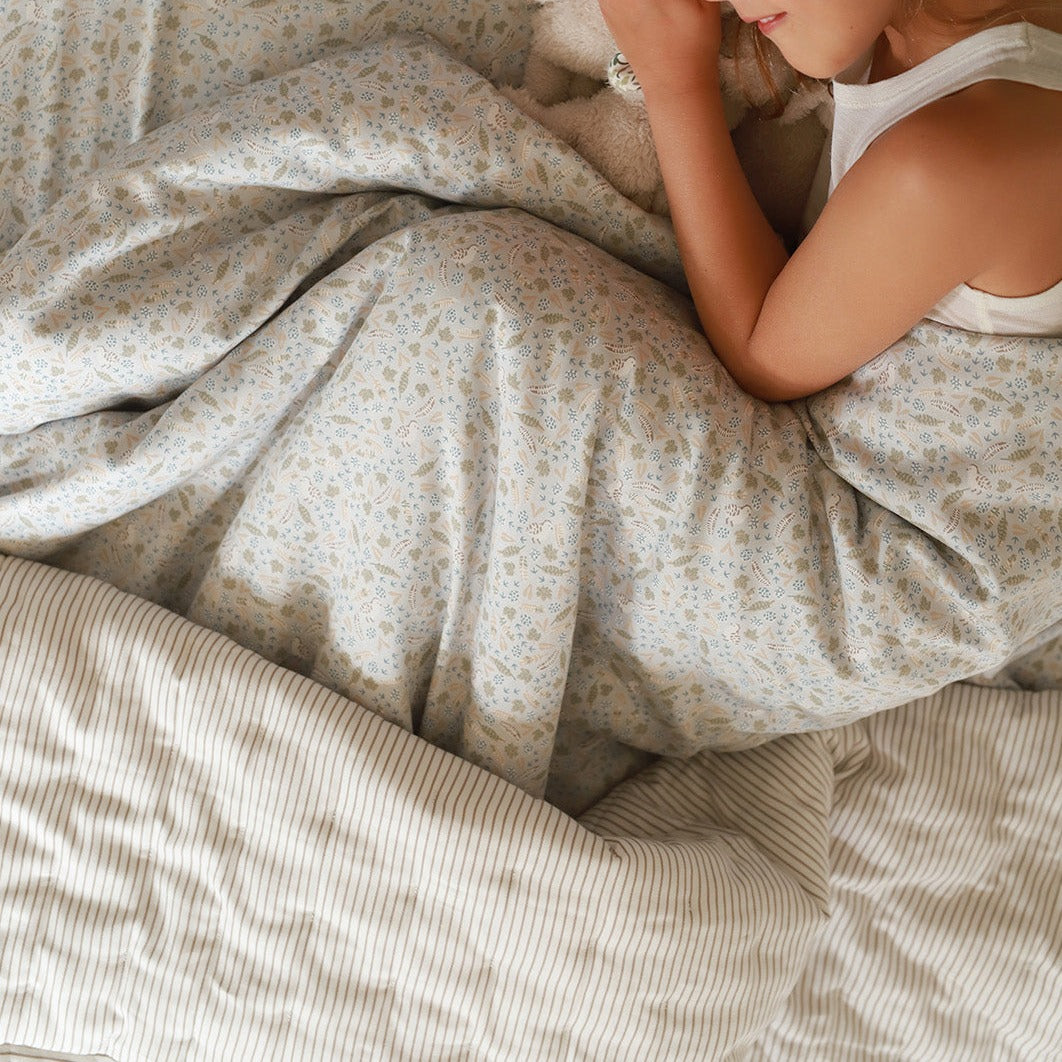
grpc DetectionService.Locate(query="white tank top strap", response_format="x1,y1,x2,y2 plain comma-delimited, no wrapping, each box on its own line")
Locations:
812,23,1062,337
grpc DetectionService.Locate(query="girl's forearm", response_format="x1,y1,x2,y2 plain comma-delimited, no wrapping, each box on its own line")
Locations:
642,81,789,394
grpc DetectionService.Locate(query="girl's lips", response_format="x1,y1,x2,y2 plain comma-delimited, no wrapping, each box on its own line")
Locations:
755,12,787,35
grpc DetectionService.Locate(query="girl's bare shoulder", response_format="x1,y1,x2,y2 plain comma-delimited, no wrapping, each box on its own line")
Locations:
873,80,1062,296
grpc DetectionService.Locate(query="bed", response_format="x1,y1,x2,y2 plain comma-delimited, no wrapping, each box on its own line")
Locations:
1,1,1060,1058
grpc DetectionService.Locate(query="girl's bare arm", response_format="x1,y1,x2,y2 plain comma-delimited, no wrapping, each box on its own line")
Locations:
599,0,1021,401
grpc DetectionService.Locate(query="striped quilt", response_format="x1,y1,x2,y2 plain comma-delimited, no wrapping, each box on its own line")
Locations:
2,556,1060,1059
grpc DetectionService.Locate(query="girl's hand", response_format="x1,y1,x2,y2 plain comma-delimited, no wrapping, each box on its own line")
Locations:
597,0,722,99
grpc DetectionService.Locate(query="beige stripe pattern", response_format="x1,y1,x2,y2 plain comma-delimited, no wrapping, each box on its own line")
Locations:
0,556,828,1059
1,555,1060,1060
748,687,1062,1060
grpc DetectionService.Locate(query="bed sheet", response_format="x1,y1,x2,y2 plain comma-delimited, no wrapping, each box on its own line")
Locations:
3,556,1061,1061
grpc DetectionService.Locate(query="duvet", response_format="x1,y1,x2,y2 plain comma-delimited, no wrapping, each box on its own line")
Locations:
2,33,1061,811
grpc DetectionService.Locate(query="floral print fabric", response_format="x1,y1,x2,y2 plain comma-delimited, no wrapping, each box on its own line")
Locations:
2,10,1060,811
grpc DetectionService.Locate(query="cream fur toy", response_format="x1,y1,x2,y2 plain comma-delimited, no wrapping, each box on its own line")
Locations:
503,0,831,224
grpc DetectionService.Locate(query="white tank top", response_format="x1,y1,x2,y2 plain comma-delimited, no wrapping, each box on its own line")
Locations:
809,22,1062,337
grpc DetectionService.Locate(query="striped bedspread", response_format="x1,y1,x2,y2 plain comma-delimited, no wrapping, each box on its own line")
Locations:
3,556,1060,1059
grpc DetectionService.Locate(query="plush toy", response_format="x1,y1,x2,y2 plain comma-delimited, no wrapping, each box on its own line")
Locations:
503,0,831,231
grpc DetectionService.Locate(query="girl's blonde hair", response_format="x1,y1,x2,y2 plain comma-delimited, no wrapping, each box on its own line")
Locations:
746,27,790,118
903,0,1043,28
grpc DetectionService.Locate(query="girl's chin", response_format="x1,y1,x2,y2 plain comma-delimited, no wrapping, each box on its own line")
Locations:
764,25,861,81
776,45,849,82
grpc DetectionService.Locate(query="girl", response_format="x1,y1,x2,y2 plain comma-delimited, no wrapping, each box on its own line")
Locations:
596,0,1062,400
